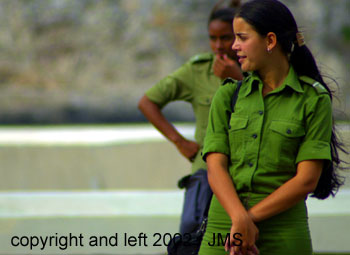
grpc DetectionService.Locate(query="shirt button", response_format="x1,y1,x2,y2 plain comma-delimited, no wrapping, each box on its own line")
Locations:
248,162,253,167
252,134,257,139
258,110,263,115
287,129,292,134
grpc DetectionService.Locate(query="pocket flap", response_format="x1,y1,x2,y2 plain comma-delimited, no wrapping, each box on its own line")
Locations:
270,120,305,137
196,95,212,106
229,116,249,131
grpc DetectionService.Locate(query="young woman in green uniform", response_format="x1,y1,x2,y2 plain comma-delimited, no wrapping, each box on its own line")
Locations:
199,0,346,254
138,1,243,234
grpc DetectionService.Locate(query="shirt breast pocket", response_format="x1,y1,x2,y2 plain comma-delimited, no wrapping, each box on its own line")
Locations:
228,115,249,162
268,120,305,166
196,94,212,121
194,95,213,142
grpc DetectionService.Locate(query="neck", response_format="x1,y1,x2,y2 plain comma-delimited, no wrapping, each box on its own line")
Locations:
258,53,290,91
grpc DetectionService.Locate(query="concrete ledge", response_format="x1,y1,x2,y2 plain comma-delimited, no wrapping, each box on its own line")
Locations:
1,189,350,254
0,190,183,217
0,124,195,146
0,191,183,254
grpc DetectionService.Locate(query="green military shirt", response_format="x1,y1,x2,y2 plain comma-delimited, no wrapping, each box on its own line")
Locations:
146,53,222,173
202,66,332,194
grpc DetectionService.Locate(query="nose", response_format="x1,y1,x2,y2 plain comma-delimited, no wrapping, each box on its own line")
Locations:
232,39,239,51
215,39,223,49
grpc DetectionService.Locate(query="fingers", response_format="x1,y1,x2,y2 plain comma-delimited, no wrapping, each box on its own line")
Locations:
226,242,259,255
229,246,259,255
240,244,248,255
250,245,260,255
189,154,196,162
179,140,199,161
225,238,242,255
215,54,226,65
225,238,230,252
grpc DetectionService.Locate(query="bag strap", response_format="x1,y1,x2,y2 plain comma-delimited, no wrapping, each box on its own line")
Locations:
231,80,242,113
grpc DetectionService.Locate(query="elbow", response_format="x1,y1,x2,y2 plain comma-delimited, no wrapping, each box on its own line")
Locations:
305,184,317,195
295,160,323,195
137,98,143,111
137,95,147,112
299,178,320,195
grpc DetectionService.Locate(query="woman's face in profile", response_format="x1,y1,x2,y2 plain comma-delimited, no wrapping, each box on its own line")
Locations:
232,17,268,72
208,19,236,60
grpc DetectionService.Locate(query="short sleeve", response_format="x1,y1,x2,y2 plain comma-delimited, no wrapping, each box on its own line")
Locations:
145,61,194,108
296,94,332,163
202,84,235,161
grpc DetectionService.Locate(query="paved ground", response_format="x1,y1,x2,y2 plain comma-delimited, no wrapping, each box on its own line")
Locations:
0,124,349,255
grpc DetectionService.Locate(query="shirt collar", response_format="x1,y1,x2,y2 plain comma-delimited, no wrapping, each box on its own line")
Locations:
242,66,304,97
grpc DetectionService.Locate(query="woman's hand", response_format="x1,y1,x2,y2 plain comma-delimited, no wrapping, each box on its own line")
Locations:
174,138,200,162
213,54,243,80
138,95,199,162
225,213,259,255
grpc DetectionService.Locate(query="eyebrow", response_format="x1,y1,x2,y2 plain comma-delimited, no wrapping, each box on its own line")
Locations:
235,32,248,36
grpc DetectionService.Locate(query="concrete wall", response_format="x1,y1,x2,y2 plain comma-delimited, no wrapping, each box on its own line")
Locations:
0,125,348,191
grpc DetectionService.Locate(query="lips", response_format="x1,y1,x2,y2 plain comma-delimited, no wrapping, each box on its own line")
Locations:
238,56,246,63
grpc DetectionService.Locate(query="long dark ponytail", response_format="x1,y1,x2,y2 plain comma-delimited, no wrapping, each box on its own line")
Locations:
236,0,348,199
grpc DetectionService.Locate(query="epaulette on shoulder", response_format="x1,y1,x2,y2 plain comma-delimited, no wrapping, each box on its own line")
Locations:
189,53,213,63
222,77,235,86
299,76,328,95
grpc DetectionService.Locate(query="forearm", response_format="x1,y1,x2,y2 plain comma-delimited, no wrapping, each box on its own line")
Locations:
248,177,310,222
249,160,323,222
138,95,184,145
206,153,248,221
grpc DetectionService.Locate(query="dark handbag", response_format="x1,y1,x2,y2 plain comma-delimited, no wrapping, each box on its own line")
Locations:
178,169,212,234
167,218,208,255
167,80,242,255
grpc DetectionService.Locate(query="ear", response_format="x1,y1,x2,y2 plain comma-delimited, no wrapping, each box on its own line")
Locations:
266,32,277,51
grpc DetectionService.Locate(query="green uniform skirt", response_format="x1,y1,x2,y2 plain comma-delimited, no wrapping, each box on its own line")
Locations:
198,193,312,255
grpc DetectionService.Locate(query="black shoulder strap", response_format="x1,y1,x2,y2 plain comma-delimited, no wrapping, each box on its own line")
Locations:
231,80,242,113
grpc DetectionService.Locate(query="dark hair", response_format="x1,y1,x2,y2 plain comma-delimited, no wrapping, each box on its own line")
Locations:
208,0,241,26
236,0,348,199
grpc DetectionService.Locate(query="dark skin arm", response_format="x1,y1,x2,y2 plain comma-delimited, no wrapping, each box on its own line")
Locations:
138,95,199,161
248,160,323,223
138,56,243,161
206,153,259,255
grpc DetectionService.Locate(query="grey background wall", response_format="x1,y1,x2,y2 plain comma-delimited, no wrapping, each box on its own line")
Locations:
0,0,349,124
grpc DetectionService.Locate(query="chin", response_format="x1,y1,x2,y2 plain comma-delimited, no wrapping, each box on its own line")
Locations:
241,66,250,72
241,64,254,73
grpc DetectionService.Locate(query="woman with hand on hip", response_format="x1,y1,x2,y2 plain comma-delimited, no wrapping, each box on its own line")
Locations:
199,0,347,254
138,1,243,235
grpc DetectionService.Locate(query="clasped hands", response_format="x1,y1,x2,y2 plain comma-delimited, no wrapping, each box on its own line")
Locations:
225,211,260,255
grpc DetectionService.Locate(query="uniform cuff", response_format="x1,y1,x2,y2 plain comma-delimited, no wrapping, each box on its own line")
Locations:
296,140,331,163
145,89,167,108
202,134,230,162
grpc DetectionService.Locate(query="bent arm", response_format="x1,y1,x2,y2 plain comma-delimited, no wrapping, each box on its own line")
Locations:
138,95,199,160
206,152,247,220
206,153,259,253
248,159,323,223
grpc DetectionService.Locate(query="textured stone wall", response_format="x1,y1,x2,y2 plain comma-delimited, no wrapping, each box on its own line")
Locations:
0,0,348,123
